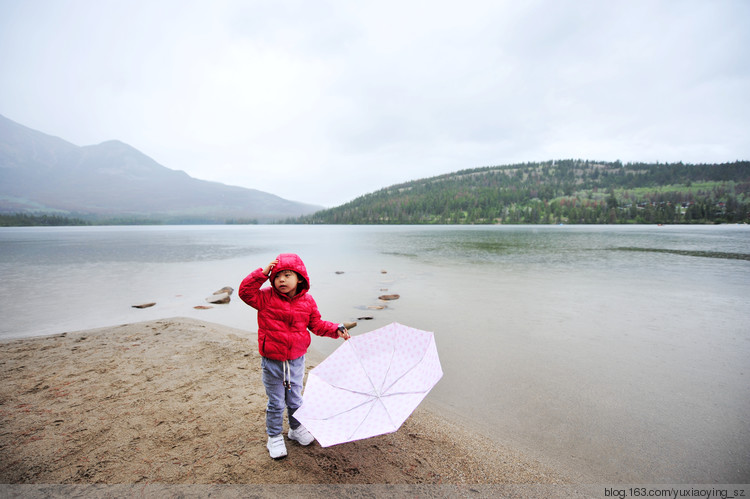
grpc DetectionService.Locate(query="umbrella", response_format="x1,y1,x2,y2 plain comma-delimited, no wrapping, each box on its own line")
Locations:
294,322,442,447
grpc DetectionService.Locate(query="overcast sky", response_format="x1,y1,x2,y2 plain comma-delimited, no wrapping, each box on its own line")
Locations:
1,0,748,207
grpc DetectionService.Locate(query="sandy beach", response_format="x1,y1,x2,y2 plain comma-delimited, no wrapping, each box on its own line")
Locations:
0,317,596,495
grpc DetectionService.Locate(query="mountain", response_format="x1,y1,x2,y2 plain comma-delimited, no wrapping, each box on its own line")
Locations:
0,114,322,223
297,159,750,224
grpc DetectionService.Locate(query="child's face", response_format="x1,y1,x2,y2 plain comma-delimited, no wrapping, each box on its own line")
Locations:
273,270,300,297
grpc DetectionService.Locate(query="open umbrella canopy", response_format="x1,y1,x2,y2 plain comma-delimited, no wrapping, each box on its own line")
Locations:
294,322,442,447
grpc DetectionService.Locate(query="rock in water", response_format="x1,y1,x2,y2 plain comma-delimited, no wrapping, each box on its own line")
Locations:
213,286,234,296
378,294,400,301
206,292,230,304
132,302,156,309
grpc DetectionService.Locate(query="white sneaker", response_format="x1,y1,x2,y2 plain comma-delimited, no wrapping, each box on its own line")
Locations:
267,435,287,459
288,425,315,446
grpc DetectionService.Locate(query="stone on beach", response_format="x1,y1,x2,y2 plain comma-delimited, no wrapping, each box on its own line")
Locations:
205,292,230,304
213,286,234,296
132,302,156,309
378,294,400,301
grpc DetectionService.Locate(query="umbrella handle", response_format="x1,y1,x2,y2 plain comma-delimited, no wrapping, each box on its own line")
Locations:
338,324,353,340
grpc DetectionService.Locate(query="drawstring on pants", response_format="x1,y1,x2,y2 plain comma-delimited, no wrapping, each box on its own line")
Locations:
283,360,291,391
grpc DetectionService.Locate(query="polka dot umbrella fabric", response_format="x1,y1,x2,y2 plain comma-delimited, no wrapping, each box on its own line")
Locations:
294,322,443,447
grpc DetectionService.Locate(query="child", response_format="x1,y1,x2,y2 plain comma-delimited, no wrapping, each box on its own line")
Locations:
239,253,350,459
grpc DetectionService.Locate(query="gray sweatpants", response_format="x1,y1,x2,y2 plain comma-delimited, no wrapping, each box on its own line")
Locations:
261,355,305,436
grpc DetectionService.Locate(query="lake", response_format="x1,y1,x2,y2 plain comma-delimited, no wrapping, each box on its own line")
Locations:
1,224,748,483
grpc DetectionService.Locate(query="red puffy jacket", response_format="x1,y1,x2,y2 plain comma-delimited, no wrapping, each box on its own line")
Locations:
239,253,340,361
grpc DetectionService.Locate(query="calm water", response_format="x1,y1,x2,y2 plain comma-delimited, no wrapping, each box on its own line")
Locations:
1,224,748,483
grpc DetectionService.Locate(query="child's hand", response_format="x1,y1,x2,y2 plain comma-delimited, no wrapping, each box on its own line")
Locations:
263,259,279,276
337,326,351,340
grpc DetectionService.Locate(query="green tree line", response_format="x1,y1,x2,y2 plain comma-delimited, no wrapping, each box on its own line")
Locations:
0,213,91,227
295,160,750,224
0,213,262,226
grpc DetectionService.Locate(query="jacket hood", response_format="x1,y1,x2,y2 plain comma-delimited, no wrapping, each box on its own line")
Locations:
269,253,310,293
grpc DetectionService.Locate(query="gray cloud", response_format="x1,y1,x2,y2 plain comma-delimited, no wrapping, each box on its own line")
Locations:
1,0,748,207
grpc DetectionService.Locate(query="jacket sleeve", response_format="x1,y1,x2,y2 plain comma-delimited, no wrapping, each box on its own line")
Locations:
239,268,269,310
306,295,340,339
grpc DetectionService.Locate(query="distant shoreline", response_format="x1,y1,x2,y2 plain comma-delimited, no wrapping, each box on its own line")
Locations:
2,212,746,227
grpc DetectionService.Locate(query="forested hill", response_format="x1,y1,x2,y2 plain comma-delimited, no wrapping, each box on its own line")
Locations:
297,160,750,224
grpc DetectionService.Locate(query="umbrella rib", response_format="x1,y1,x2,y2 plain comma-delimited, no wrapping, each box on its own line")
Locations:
347,396,377,441
315,379,377,398
379,394,398,428
380,344,433,395
379,389,429,398
346,393,398,441
347,340,382,396
345,340,399,438
302,396,376,422
378,345,396,395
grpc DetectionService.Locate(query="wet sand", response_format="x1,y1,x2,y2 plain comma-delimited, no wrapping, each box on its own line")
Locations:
0,317,589,495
